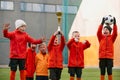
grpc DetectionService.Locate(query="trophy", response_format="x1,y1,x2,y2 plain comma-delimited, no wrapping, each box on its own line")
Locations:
56,12,62,44
56,12,62,33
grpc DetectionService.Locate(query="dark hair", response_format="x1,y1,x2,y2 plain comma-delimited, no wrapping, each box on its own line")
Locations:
104,26,112,33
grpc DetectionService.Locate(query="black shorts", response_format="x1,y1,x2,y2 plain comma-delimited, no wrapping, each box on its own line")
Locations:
99,59,113,68
36,76,48,80
68,67,82,78
49,68,62,80
9,58,25,71
26,77,33,80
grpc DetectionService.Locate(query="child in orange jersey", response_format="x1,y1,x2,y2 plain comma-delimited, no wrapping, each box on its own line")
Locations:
25,43,37,80
97,17,117,80
67,31,91,80
48,30,65,80
3,19,45,80
35,42,49,80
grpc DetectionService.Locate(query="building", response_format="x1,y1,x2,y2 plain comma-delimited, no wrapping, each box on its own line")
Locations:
0,0,79,65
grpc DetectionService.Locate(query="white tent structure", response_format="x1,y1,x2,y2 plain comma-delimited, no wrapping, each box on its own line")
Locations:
69,0,120,37
69,0,120,67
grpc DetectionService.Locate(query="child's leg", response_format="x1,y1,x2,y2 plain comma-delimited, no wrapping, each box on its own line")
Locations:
99,59,106,80
19,59,25,80
10,70,16,80
100,67,106,80
56,68,62,80
49,68,56,80
76,68,82,80
44,76,48,80
107,66,112,80
68,67,75,80
108,75,112,80
36,76,40,80
77,78,81,80
20,70,25,80
26,77,33,80
70,73,75,80
70,74,75,80
42,76,48,80
107,59,113,80
100,75,105,80
36,76,48,80
70,77,74,80
9,59,18,80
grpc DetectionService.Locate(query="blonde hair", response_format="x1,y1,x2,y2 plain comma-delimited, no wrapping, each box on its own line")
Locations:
72,31,80,38
38,42,46,48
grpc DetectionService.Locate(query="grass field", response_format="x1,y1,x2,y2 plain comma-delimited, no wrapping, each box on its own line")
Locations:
0,68,120,80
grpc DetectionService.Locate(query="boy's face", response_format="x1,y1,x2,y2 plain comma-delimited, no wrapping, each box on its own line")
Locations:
54,37,59,45
72,32,80,40
17,25,26,32
103,28,110,36
31,44,37,51
39,43,47,54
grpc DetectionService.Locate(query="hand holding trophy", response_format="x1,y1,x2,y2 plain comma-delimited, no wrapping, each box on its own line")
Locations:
56,12,62,44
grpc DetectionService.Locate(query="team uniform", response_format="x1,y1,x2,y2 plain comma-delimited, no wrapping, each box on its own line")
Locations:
3,29,42,71
48,35,65,80
25,48,36,80
67,38,90,80
97,24,117,80
35,52,49,80
3,19,43,80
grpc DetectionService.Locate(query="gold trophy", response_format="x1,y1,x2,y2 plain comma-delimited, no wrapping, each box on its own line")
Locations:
56,12,62,31
56,12,62,26
56,12,62,44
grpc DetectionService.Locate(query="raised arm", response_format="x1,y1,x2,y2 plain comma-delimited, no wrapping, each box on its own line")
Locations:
112,17,118,42
26,34,45,44
47,35,56,51
3,23,13,39
60,35,66,51
97,18,105,42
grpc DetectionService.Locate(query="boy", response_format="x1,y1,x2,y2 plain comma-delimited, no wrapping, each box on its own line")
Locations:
3,19,45,80
67,31,90,80
25,43,37,80
97,17,117,80
48,30,65,80
35,42,49,80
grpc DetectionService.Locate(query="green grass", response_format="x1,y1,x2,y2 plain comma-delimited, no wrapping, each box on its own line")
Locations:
0,68,120,80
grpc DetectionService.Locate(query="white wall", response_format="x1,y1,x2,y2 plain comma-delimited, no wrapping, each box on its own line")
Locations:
69,0,120,37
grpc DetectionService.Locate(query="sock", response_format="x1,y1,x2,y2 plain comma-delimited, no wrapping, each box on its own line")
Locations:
70,76,74,80
100,75,105,80
108,75,112,80
10,71,16,80
20,70,25,80
77,78,81,80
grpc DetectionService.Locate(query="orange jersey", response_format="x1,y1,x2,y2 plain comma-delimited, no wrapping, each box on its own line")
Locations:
35,52,49,76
